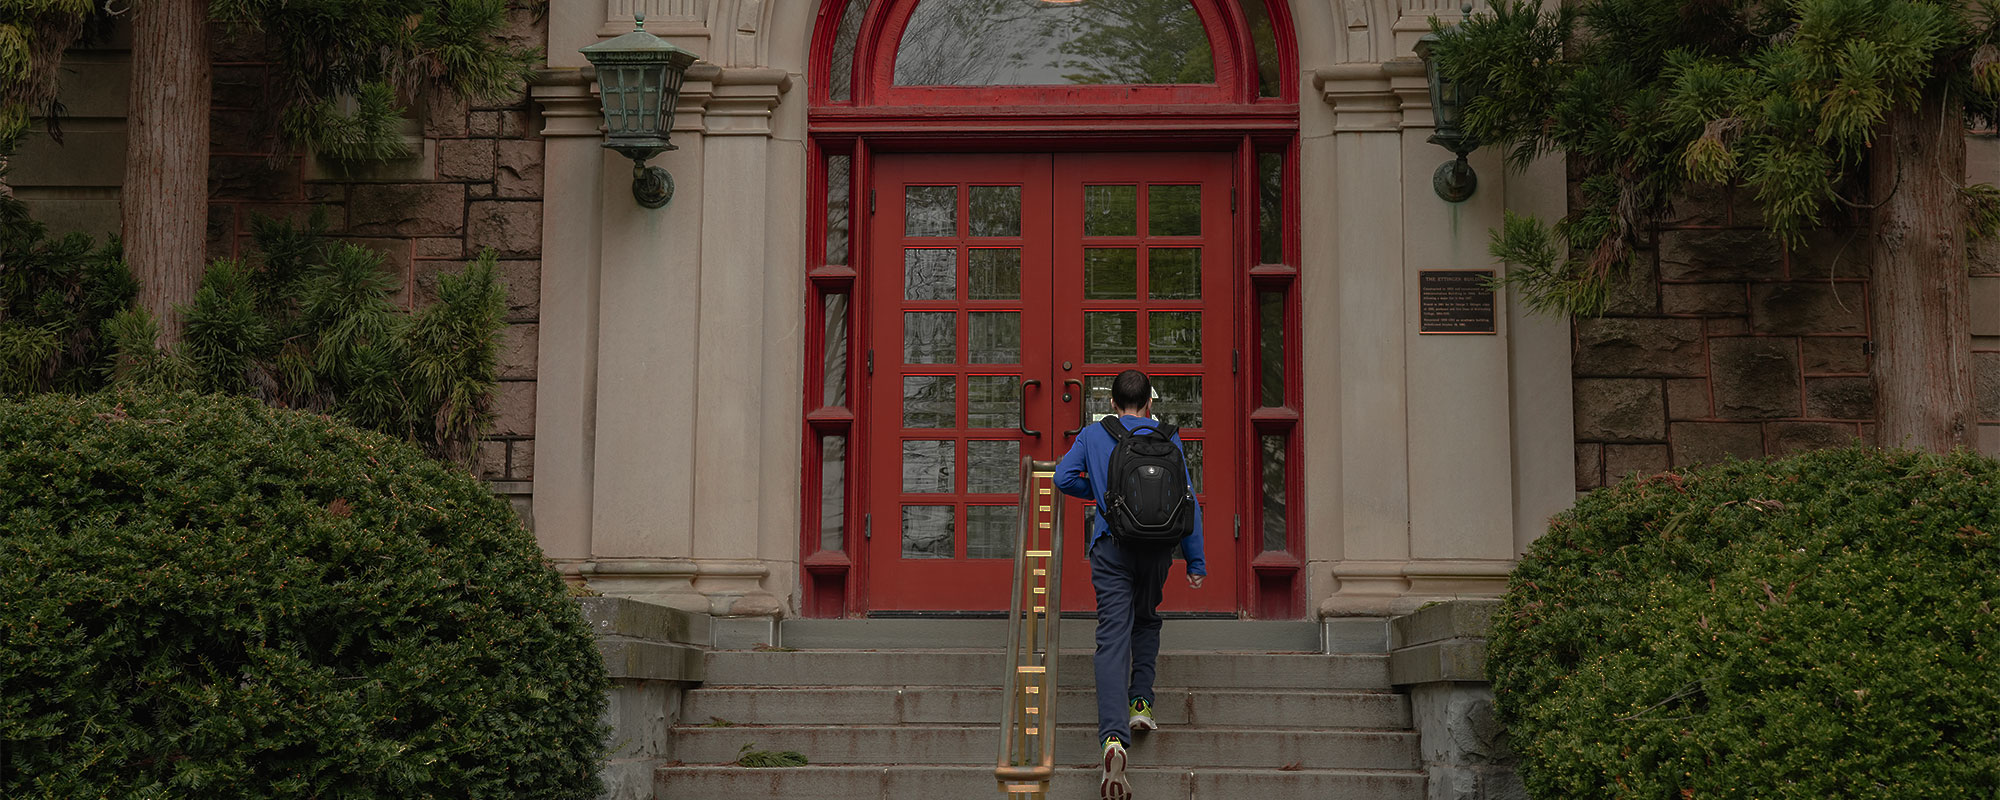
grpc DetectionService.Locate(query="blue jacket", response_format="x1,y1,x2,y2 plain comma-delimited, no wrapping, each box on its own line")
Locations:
1054,414,1206,575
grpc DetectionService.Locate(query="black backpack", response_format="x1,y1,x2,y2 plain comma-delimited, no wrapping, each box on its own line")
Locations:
1098,416,1196,547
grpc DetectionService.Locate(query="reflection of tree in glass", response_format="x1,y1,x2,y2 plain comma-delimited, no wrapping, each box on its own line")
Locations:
1058,0,1214,85
893,0,1214,86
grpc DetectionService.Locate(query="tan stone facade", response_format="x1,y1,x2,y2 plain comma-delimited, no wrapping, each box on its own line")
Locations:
69,1,2000,620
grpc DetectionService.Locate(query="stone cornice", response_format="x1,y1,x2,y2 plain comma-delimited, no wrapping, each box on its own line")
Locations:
1313,58,1429,133
536,63,792,139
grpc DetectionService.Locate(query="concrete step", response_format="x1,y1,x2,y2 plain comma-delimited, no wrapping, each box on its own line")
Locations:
703,650,1391,690
666,724,1420,770
681,686,1411,729
656,764,1426,800
774,618,1325,652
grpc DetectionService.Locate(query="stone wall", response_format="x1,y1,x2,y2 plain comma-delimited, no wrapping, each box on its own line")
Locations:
16,10,547,512
1575,136,2000,490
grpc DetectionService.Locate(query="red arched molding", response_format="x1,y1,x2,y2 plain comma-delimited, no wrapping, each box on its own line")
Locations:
810,0,1298,114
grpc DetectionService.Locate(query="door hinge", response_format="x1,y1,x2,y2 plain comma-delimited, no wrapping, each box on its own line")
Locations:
867,348,875,375
1232,349,1239,374
869,189,877,214
1233,514,1241,540
864,513,872,540
1230,187,1237,213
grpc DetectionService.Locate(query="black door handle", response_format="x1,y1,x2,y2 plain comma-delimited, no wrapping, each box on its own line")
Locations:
1019,379,1042,437
1062,379,1086,439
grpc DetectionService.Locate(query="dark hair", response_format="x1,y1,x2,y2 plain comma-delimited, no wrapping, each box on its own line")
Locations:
1110,369,1151,412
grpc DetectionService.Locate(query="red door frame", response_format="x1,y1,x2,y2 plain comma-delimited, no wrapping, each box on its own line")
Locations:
801,0,1305,618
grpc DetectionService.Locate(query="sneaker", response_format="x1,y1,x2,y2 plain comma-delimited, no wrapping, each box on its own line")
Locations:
1128,697,1157,733
1100,737,1131,800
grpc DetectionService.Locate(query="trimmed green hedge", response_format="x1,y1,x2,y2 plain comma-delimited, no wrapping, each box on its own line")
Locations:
1491,446,2000,799
0,392,607,798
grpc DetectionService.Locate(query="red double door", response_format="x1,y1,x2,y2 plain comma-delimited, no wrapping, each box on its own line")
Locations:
865,152,1240,613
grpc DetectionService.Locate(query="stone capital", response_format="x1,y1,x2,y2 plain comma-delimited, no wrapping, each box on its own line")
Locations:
531,68,605,138
1314,58,1428,132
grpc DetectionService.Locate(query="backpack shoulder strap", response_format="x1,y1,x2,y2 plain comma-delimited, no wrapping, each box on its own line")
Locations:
1149,422,1180,440
1099,415,1129,440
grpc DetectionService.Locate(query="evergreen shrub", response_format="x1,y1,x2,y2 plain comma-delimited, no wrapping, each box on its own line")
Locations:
1491,446,2000,799
0,392,608,798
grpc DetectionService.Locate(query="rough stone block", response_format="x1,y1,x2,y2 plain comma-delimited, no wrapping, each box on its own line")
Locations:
1573,318,1704,377
1805,376,1874,420
1604,254,1661,315
1576,444,1603,490
209,155,300,202
494,379,536,436
1659,228,1784,281
469,111,504,137
1662,184,1730,227
1749,282,1866,335
1574,379,1666,442
511,438,534,480
1792,228,1871,278
425,93,471,137
438,138,496,181
209,106,272,153
212,66,267,110
1604,444,1670,481
1972,236,2000,276
1661,282,1746,316
498,259,542,319
207,203,236,261
1710,338,1801,419
1802,336,1868,374
467,200,542,258
1666,378,1710,420
495,139,545,198
416,237,463,259
1671,421,1765,467
347,183,465,236
1768,421,1861,456
477,439,507,479
1707,317,1751,336
500,323,538,379
1979,352,2000,420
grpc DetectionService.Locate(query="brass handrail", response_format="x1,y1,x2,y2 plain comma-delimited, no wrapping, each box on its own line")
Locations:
996,458,1064,797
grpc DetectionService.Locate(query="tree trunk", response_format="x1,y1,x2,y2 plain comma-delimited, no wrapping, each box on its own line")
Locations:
1868,88,1976,454
124,0,211,345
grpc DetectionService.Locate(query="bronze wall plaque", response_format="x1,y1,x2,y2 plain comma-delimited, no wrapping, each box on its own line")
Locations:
1418,270,1496,335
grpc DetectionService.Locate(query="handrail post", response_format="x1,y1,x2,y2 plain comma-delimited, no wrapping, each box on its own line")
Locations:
997,458,1064,797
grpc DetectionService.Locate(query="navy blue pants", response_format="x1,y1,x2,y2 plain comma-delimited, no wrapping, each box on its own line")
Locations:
1090,535,1173,745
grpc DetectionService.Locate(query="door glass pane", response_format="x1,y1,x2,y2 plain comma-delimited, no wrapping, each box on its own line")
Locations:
1182,438,1203,494
966,375,1021,429
966,505,1017,559
1151,375,1203,428
1261,434,1287,552
969,312,1020,363
970,186,1022,237
829,0,870,101
906,186,957,236
1084,185,1138,236
1085,311,1138,363
1085,376,1115,420
1260,290,1286,407
902,505,954,558
1259,151,1284,263
892,0,1216,86
826,155,851,265
902,439,956,493
1085,248,1138,299
822,294,849,407
905,248,957,300
1148,248,1200,299
904,312,956,363
903,375,956,428
820,434,846,551
969,248,1021,299
1149,311,1202,363
1148,185,1201,236
967,440,1021,492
